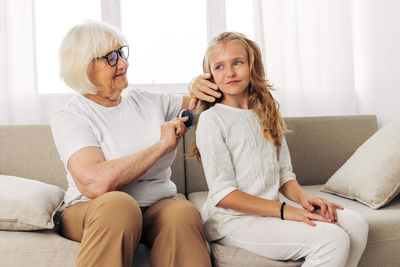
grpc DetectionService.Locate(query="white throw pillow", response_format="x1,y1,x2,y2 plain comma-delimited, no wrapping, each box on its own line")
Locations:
0,175,65,230
321,123,400,209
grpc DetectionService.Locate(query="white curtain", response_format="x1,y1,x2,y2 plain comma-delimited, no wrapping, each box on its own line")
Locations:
0,0,39,125
0,0,362,124
257,0,358,117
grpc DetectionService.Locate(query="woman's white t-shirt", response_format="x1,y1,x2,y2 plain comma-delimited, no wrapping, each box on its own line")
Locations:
50,86,182,207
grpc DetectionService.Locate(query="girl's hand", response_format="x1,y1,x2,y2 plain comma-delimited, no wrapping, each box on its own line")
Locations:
300,196,344,222
159,117,188,154
283,205,333,226
188,73,221,110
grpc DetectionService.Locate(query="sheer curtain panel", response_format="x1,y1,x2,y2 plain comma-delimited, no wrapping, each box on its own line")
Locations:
0,0,39,125
258,0,358,117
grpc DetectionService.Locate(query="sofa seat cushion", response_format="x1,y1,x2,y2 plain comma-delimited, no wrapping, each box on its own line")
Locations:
0,230,79,267
0,229,152,267
189,185,400,267
210,243,302,267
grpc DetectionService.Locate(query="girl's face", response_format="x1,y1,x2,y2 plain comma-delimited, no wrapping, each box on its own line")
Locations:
209,41,251,101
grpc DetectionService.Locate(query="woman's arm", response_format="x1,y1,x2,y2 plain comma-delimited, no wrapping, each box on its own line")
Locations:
181,95,191,111
67,117,187,199
185,73,221,111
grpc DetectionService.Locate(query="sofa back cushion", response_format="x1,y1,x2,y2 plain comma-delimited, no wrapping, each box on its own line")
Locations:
0,125,68,190
284,115,377,185
184,115,377,194
0,125,186,194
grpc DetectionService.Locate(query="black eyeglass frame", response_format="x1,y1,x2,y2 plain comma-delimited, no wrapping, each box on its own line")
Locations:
94,45,129,66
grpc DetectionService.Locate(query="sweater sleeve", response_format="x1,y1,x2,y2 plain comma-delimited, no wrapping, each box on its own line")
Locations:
196,112,238,206
278,137,297,187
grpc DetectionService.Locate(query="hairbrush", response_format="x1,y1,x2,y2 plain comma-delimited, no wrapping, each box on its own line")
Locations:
178,109,195,128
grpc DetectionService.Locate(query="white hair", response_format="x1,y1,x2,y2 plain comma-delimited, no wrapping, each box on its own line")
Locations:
59,20,127,94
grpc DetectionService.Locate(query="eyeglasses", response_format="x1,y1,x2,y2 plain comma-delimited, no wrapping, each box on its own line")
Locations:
94,45,129,67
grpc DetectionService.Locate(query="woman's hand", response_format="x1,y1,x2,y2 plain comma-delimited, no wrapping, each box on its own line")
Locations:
283,204,334,226
188,73,221,110
300,196,344,222
159,117,188,154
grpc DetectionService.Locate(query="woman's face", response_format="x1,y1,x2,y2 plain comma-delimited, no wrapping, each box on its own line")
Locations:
89,45,129,101
209,41,250,99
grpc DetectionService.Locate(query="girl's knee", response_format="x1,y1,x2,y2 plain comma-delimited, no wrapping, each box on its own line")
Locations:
338,209,369,239
324,224,350,259
314,223,350,256
307,224,350,266
333,227,350,253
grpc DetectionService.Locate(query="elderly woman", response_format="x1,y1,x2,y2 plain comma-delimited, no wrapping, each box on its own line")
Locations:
51,20,219,267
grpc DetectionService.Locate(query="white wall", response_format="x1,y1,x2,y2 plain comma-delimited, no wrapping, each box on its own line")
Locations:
353,0,400,127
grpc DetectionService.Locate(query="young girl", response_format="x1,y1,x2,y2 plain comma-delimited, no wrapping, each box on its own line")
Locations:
189,32,368,267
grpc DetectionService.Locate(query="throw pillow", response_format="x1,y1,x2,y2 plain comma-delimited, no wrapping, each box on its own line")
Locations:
321,123,400,209
0,175,65,230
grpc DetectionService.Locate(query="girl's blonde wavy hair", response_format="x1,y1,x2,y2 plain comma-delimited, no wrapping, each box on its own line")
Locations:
188,32,287,162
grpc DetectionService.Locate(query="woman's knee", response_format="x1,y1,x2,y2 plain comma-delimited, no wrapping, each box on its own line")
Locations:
88,191,142,231
159,199,202,229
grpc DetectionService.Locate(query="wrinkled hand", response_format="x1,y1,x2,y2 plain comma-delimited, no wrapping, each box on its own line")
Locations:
300,196,344,222
283,204,334,226
188,73,221,110
159,117,188,154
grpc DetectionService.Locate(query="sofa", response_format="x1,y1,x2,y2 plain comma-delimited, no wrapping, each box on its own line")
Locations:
1,115,400,267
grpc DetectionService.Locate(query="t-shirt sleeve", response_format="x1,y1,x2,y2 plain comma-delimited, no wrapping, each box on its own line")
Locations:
50,109,100,168
196,112,238,206
277,137,297,187
136,89,183,122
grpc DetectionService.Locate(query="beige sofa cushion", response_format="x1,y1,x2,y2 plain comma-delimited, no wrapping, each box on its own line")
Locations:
211,243,301,267
321,123,400,209
0,175,64,230
0,230,152,267
0,230,79,267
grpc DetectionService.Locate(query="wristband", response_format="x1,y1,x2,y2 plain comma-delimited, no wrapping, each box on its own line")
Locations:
280,202,286,220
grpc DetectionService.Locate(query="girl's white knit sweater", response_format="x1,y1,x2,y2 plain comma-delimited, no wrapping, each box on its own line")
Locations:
196,103,296,241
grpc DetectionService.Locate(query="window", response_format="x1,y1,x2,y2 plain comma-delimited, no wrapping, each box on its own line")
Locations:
120,0,207,85
225,0,254,39
34,0,100,93
34,0,255,94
